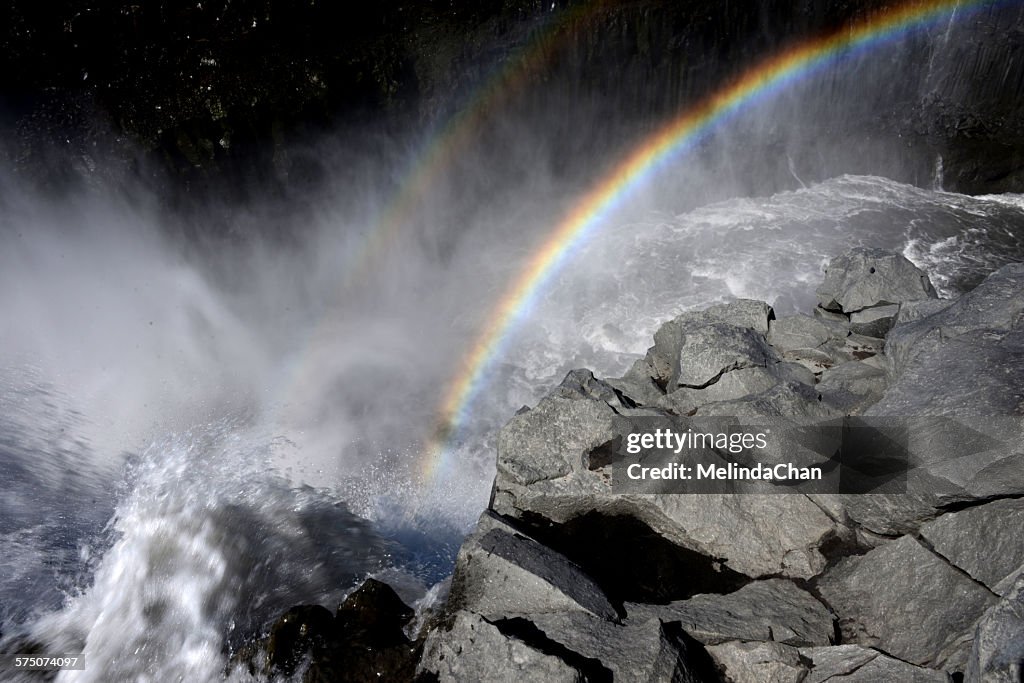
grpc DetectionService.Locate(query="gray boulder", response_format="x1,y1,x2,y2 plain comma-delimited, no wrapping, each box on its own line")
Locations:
625,578,834,647
800,645,952,682
446,512,618,621
816,247,937,313
966,573,1024,683
767,314,836,353
920,499,1024,596
849,303,899,337
884,262,1024,375
816,535,999,670
702,298,775,334
815,360,887,414
525,611,717,682
705,641,807,683
417,611,583,682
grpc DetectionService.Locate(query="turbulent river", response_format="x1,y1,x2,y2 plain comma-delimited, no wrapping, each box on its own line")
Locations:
2,174,1023,681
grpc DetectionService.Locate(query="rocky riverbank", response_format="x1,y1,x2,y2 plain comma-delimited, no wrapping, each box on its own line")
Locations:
251,247,1024,682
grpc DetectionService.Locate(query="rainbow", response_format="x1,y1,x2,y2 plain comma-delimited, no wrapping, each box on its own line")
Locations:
274,2,611,418
422,0,1003,480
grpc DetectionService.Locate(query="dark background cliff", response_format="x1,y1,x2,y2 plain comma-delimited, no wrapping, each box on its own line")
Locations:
3,0,1023,204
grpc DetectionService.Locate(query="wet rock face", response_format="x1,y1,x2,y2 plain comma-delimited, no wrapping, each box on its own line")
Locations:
237,578,421,683
415,248,1024,681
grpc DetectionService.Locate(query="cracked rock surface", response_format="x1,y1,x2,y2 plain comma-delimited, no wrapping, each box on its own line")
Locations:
413,249,1024,681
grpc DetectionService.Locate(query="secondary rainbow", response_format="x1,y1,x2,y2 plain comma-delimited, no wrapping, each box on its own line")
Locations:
422,0,1002,479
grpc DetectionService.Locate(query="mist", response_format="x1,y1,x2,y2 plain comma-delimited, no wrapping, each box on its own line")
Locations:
2,2,1024,678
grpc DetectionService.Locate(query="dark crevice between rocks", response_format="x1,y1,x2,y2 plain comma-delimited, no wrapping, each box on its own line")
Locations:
518,511,751,606
935,492,1024,515
586,436,622,470
660,621,728,683
489,617,614,683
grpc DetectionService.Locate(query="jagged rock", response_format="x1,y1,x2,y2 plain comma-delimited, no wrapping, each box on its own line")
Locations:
815,360,887,413
667,321,778,388
555,369,641,411
873,326,1024,416
920,499,1024,595
848,303,899,337
523,611,722,682
799,644,952,682
496,395,618,485
417,611,583,682
816,535,999,670
966,573,1024,683
816,248,938,313
767,314,835,353
656,367,780,414
655,363,813,416
625,578,834,647
705,641,808,683
702,299,775,334
884,262,1024,375
492,371,842,581
446,511,618,621
697,381,837,418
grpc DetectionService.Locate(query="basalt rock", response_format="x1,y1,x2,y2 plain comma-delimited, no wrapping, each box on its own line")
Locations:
816,248,938,313
416,249,1022,681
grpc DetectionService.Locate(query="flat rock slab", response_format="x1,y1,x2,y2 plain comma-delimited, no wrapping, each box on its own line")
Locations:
816,535,999,670
800,645,952,682
525,611,715,682
625,578,834,646
702,299,775,334
447,512,618,621
885,262,1024,375
816,247,937,313
921,499,1024,595
849,303,899,337
417,611,582,682
706,641,808,683
768,314,835,353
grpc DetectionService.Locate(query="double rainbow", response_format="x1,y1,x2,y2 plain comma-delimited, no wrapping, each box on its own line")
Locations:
423,0,1002,480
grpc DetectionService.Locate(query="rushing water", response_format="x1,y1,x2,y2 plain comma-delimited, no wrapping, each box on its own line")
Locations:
1,173,1023,680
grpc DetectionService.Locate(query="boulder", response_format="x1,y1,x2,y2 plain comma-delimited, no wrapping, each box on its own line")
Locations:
800,644,952,682
894,298,952,325
815,360,886,414
446,511,618,621
966,573,1024,683
523,611,721,682
816,535,999,670
920,499,1024,595
884,262,1024,375
767,314,835,353
816,248,937,313
625,578,834,647
707,642,952,683
495,395,617,486
705,641,808,683
702,299,775,334
417,611,583,682
655,363,813,416
848,303,899,337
